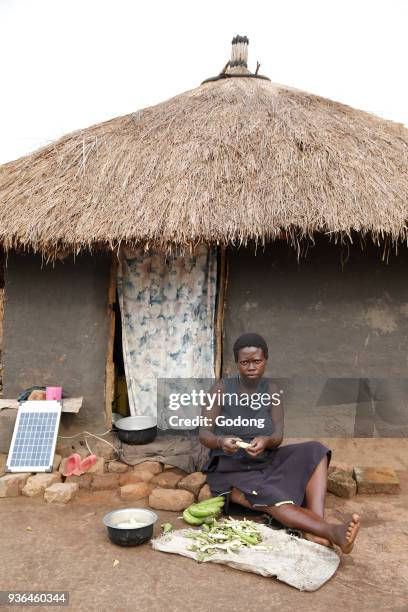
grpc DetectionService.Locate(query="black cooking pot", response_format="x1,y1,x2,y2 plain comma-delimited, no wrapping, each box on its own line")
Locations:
103,508,158,546
113,416,157,445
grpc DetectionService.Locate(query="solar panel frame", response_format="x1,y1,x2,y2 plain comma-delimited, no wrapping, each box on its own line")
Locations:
6,401,62,473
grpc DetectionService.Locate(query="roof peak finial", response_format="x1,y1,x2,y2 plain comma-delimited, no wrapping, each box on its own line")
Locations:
230,35,249,68
201,35,270,84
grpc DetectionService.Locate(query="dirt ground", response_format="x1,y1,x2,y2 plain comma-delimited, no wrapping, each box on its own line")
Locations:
0,471,407,612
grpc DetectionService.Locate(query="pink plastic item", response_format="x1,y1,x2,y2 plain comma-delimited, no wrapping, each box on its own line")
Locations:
63,453,82,477
46,386,63,401
80,455,97,472
62,453,98,477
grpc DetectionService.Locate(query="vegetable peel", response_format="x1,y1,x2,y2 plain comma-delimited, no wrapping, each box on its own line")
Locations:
185,518,263,561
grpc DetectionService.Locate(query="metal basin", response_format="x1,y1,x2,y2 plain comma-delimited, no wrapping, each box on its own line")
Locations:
114,416,157,445
102,508,158,546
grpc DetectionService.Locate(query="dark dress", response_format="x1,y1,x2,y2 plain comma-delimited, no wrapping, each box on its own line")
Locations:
203,375,332,507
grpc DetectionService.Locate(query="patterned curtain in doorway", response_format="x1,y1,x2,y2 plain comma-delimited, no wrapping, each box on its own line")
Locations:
117,246,217,420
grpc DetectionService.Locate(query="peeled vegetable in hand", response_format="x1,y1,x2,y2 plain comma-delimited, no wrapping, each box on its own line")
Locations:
235,441,251,449
182,496,225,526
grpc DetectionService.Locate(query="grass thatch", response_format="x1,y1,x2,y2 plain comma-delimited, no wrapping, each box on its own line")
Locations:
0,77,407,254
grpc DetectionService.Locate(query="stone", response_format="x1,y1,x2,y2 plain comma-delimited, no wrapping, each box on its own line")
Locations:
92,440,117,460
44,482,78,504
0,408,17,454
133,461,163,475
149,488,194,511
151,471,183,489
198,484,212,502
65,474,93,489
178,472,207,497
59,457,70,476
328,470,357,498
52,454,62,471
0,453,7,473
120,483,154,501
163,464,174,470
0,473,31,498
86,457,105,474
91,473,120,491
107,460,129,474
328,461,353,476
167,467,188,477
353,467,400,494
22,473,61,497
119,470,153,486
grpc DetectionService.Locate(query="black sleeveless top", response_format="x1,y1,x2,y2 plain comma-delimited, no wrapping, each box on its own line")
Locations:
206,375,275,469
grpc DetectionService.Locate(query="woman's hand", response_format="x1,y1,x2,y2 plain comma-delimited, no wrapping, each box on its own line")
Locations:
245,436,270,457
220,437,240,455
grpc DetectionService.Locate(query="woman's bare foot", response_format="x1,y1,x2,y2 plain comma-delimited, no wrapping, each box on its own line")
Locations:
330,513,361,554
303,532,333,548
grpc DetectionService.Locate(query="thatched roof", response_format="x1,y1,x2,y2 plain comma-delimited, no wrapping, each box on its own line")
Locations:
0,36,407,254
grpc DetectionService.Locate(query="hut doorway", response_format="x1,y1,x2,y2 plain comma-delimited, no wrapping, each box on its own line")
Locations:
107,247,218,424
111,292,129,418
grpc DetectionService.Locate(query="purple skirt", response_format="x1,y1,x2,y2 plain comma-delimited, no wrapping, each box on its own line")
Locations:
205,441,331,507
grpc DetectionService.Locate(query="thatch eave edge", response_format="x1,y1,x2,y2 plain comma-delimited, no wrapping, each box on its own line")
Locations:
1,225,408,262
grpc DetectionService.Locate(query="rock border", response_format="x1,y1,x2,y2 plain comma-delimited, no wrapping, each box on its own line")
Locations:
0,457,402,504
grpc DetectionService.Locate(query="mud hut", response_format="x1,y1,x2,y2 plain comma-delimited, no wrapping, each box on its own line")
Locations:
0,35,407,438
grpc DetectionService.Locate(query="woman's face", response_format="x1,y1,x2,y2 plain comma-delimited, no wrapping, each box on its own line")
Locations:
237,346,267,381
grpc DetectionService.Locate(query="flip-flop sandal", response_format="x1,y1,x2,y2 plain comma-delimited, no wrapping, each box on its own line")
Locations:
80,454,97,473
286,528,303,538
63,453,82,477
262,514,285,529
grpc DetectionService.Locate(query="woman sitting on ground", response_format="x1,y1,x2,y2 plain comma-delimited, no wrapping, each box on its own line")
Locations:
199,332,361,553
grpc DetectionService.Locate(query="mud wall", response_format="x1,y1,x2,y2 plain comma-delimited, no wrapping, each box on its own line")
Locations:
2,253,111,434
223,240,408,437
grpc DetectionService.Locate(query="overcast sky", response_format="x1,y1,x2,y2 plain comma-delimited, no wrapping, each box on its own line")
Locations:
1,0,407,164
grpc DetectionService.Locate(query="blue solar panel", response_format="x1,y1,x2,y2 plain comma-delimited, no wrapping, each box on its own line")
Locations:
6,401,62,472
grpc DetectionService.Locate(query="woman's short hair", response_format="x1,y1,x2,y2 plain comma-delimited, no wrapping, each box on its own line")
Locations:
233,333,269,362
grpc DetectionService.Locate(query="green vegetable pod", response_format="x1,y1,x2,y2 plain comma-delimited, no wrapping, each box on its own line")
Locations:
238,533,259,545
196,496,225,506
182,509,204,526
188,503,223,518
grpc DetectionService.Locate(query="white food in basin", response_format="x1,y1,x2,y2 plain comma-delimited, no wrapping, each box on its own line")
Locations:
115,518,147,529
